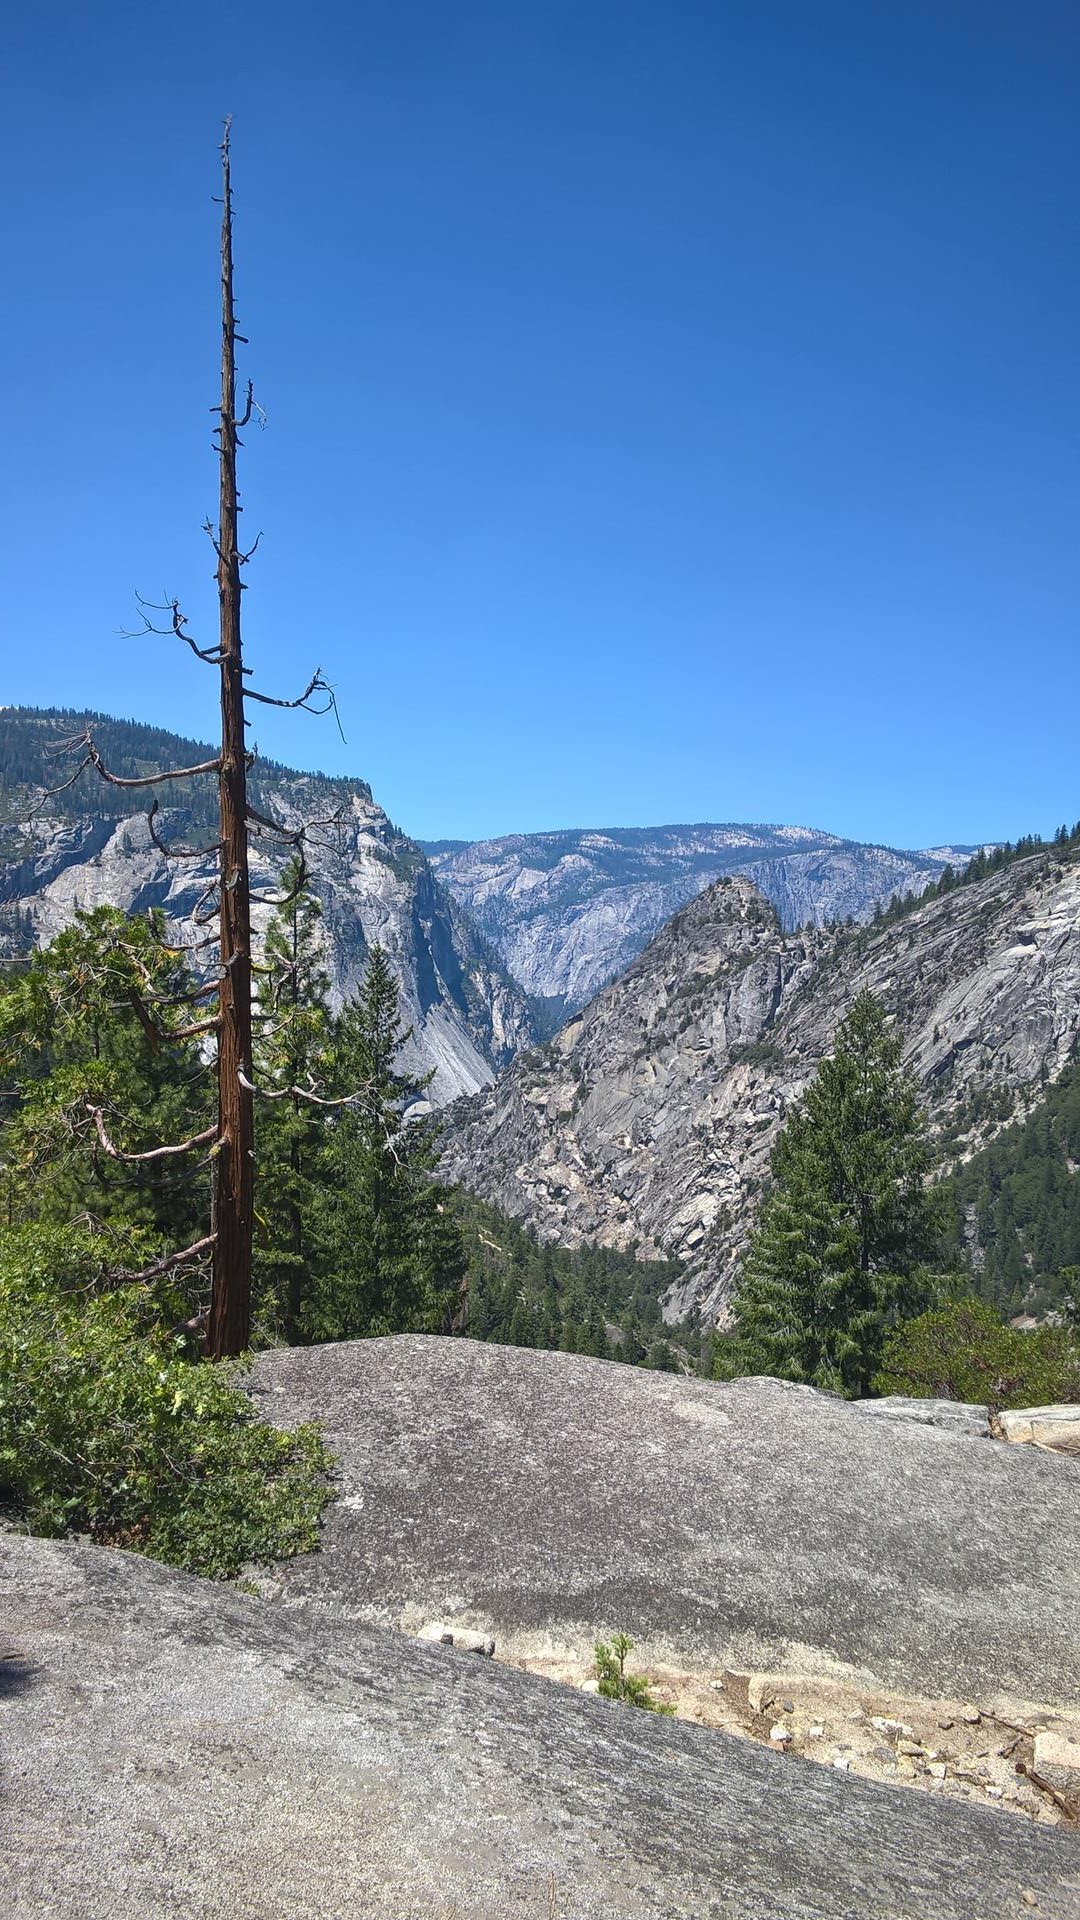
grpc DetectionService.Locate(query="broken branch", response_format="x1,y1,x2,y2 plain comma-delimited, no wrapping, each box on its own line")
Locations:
117,1234,218,1284
87,1106,219,1163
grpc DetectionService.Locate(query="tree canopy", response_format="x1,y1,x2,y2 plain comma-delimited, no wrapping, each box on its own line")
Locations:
729,991,938,1395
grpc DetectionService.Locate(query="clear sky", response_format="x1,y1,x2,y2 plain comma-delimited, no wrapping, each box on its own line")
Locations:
1,1,1076,849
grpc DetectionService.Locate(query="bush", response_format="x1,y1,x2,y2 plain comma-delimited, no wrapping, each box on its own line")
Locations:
873,1298,1080,1412
594,1633,675,1714
0,1227,333,1578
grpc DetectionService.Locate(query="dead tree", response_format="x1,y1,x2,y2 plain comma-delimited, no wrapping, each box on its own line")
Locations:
208,123,255,1359
41,124,338,1357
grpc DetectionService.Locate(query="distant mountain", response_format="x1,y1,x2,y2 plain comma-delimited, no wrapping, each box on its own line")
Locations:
442,839,1080,1322
0,709,535,1106
423,824,971,1016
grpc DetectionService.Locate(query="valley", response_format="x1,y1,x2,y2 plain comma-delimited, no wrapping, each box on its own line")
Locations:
425,822,963,1014
442,843,1080,1322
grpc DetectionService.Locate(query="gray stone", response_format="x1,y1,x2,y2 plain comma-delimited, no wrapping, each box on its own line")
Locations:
249,1337,1080,1709
4,1533,1078,1920
442,850,1080,1318
851,1397,991,1440
426,825,951,1009
0,720,535,1106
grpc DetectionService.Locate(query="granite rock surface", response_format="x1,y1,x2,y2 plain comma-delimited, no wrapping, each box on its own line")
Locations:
248,1336,1080,1711
4,1530,1078,1920
426,823,953,1010
0,710,534,1104
442,848,1080,1315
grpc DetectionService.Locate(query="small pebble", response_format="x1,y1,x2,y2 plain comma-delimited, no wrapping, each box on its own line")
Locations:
928,1763,947,1781
985,1786,1003,1799
807,1725,825,1740
832,1755,850,1771
1021,1892,1037,1910
769,1724,792,1745
781,1698,795,1714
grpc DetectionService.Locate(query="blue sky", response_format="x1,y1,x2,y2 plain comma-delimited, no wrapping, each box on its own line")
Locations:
1,1,1076,849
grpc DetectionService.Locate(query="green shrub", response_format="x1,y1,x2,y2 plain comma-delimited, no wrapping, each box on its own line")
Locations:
0,1227,332,1578
594,1633,675,1714
873,1298,1080,1412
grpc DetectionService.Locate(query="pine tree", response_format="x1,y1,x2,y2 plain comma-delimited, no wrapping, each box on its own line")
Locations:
306,947,466,1342
252,859,334,1342
731,991,937,1395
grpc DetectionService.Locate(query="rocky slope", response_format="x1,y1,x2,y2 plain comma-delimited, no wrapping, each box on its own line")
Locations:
9,1530,1078,1920
0,709,534,1105
425,823,958,1011
442,846,1080,1318
251,1336,1080,1714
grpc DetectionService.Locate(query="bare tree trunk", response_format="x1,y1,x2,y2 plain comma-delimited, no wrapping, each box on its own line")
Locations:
48,125,338,1351
206,123,254,1360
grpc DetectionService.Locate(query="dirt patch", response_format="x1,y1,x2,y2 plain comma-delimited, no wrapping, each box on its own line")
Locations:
506,1650,1080,1830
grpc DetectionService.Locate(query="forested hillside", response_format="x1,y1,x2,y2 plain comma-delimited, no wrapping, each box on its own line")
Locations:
941,1051,1080,1318
0,707,365,837
458,1194,691,1368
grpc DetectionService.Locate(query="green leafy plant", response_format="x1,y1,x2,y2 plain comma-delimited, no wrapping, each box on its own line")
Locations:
873,1298,1080,1412
0,1227,333,1577
593,1633,675,1714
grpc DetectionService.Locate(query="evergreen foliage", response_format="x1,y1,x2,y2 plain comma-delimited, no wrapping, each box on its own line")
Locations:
828,822,1080,948
874,1297,1080,1411
593,1633,675,1714
730,992,938,1395
304,946,466,1342
0,1225,331,1577
252,861,335,1342
937,1052,1080,1318
457,1193,692,1368
0,909,212,1243
0,706,371,838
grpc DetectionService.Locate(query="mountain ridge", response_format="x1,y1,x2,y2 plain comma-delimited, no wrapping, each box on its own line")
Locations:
424,821,975,1012
0,707,536,1105
441,840,1080,1321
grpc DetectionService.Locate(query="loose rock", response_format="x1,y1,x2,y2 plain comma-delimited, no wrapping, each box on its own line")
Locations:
1033,1730,1080,1797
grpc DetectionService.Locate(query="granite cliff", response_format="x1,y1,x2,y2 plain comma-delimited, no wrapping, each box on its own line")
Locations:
0,710,534,1106
442,845,1080,1319
425,823,959,1013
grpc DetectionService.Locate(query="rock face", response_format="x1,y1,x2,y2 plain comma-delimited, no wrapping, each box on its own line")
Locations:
442,849,1080,1317
0,709,534,1106
996,1405,1080,1456
7,1534,1079,1919
249,1336,1080,1713
425,823,956,1011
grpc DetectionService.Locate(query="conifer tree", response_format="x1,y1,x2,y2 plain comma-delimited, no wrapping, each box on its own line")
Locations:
306,947,466,1342
252,859,334,1341
0,909,212,1247
731,991,937,1395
